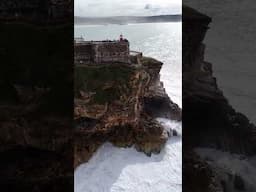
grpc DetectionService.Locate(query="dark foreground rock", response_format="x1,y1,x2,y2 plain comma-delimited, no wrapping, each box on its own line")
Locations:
0,23,73,191
183,150,223,192
0,146,73,191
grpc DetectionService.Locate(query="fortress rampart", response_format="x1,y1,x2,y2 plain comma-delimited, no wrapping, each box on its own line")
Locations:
74,39,130,64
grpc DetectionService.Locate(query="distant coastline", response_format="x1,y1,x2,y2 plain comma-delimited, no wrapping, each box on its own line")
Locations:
75,15,181,25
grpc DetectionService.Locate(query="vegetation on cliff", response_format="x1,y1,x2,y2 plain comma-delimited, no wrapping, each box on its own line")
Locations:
75,65,134,104
74,57,181,167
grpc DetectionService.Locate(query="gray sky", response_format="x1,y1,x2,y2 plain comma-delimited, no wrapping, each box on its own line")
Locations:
75,0,181,17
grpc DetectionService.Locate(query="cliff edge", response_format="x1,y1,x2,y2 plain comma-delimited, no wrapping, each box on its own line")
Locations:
183,6,256,192
74,57,181,167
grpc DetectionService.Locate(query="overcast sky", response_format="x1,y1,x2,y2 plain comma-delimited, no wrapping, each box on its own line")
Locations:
75,0,181,17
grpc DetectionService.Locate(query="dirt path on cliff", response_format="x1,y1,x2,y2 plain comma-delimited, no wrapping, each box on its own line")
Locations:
134,71,151,127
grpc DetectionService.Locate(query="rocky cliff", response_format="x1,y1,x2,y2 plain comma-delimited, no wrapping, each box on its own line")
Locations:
74,58,181,167
183,6,256,192
183,5,256,155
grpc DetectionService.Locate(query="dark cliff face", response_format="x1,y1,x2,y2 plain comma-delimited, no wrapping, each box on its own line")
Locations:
183,6,256,155
183,6,256,192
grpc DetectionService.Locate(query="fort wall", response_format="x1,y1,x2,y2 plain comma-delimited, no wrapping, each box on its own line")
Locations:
74,40,130,64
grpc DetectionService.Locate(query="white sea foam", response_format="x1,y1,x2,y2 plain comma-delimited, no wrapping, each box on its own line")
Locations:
75,120,182,192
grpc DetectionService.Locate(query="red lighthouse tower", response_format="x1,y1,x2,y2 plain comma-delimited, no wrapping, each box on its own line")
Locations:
119,34,123,41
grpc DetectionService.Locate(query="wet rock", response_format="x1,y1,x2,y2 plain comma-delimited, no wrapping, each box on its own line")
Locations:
173,129,178,136
234,174,245,191
144,93,181,121
183,150,223,192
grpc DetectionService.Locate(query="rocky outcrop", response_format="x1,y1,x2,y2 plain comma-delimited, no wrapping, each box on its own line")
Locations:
74,57,181,167
183,150,223,192
183,6,256,155
144,81,181,121
183,5,256,192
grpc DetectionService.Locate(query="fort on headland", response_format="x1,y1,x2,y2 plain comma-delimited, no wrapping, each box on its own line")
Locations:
74,35,142,65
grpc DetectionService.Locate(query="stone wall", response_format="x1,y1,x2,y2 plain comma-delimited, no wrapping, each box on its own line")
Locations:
94,42,129,63
74,44,94,64
74,41,130,64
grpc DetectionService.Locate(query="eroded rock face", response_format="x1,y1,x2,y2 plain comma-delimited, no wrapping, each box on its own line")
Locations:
144,82,181,121
183,6,256,192
74,57,181,167
183,6,256,155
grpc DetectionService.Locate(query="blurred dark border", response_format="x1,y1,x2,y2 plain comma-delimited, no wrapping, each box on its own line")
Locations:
0,1,74,191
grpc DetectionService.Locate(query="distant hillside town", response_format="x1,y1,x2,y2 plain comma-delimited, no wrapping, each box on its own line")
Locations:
0,0,72,23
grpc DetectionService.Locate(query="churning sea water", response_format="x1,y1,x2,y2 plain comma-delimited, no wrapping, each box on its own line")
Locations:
74,22,182,192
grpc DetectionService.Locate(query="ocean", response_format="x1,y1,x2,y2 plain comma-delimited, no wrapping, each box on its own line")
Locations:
74,22,182,192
